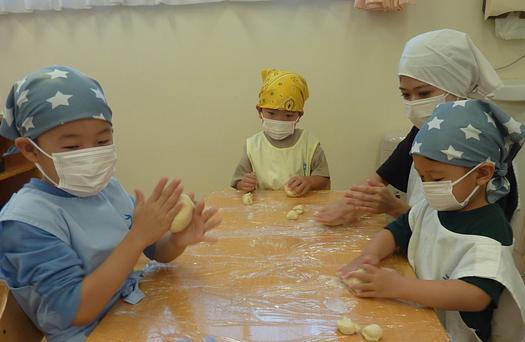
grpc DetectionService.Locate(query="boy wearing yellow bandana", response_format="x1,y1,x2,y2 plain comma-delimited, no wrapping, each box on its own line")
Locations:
231,68,330,196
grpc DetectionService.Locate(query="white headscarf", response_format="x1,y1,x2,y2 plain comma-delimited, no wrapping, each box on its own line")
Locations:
398,29,502,99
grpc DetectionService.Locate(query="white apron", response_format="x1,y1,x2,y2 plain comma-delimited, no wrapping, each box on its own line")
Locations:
407,201,525,342
246,130,319,190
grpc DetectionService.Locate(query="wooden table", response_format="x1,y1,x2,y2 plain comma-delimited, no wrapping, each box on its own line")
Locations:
88,190,449,342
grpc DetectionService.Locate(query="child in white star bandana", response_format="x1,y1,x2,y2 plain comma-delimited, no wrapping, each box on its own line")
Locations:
0,66,221,342
340,100,525,342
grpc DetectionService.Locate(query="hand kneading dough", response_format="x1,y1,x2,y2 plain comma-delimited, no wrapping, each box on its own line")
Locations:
292,204,304,214
170,194,194,233
286,210,299,220
337,316,360,335
242,192,253,205
284,184,300,197
361,324,383,341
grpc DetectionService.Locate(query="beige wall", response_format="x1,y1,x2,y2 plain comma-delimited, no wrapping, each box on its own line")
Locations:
0,0,524,199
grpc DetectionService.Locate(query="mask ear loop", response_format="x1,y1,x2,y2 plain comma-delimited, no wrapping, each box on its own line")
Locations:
293,116,300,130
27,139,60,187
479,159,499,200
457,183,481,207
27,138,54,159
451,162,485,186
454,161,492,207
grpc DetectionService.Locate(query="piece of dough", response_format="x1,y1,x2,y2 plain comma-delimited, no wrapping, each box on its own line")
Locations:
292,204,304,214
341,268,365,294
336,316,360,335
361,324,383,341
286,210,299,220
284,184,300,197
242,192,253,205
170,194,194,233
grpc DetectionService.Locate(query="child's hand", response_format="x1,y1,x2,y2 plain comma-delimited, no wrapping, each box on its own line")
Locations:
131,178,183,248
238,172,257,192
169,198,222,248
287,176,311,196
338,254,380,278
346,264,406,299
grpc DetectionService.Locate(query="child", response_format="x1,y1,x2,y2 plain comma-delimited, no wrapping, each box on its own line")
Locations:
0,66,221,342
231,68,330,196
340,100,525,341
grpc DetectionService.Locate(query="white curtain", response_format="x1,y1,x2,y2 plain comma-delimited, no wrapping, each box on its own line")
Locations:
0,0,270,13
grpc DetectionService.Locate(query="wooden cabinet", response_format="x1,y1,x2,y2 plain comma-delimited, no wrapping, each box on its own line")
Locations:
0,136,39,209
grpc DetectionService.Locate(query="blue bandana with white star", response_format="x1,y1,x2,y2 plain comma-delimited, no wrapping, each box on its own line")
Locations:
410,99,525,203
0,66,112,140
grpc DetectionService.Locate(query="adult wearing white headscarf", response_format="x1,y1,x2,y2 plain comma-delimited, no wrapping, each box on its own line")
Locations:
399,29,502,100
316,29,518,225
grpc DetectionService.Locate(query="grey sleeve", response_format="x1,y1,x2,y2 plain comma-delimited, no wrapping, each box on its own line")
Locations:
230,142,253,188
310,144,330,178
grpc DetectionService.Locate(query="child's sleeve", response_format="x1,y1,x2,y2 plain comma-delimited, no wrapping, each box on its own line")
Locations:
458,277,505,341
230,142,253,188
461,277,505,306
384,211,412,254
0,221,85,328
310,144,330,178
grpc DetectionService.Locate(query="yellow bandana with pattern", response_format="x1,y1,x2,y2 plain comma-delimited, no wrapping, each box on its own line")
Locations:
257,68,309,112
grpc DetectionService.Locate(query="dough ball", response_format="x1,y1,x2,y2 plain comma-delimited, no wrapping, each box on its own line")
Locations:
286,210,299,220
242,192,253,205
284,184,300,197
170,194,195,233
341,268,365,294
337,316,360,335
292,204,304,214
361,324,383,341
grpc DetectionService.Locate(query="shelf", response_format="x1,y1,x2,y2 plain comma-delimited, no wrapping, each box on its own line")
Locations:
0,154,37,182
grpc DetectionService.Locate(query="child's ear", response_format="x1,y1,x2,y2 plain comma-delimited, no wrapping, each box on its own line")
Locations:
476,163,496,185
256,106,263,120
14,137,38,163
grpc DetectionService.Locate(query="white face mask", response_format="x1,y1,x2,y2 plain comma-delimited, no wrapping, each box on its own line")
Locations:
421,163,482,211
262,118,297,140
404,93,448,129
29,140,117,197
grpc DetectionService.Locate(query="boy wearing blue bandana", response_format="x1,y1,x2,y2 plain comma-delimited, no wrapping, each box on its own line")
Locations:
0,66,221,342
339,100,525,341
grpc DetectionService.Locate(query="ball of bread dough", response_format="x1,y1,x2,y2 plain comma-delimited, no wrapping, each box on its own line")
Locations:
242,192,253,205
337,316,360,335
286,210,299,220
292,204,304,214
284,184,300,197
341,268,365,294
170,194,195,233
361,324,383,341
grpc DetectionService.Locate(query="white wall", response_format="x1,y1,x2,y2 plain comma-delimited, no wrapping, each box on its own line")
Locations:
0,0,524,199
